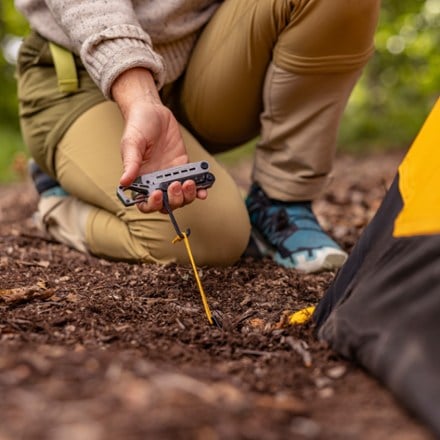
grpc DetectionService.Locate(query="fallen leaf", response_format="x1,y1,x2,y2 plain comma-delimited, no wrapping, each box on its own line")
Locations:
0,283,54,304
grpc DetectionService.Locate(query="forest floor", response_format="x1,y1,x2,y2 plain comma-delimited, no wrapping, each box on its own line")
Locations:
0,150,434,440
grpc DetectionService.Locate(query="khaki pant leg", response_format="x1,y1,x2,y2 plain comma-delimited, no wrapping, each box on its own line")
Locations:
258,0,381,200
254,63,363,201
179,0,380,199
180,0,287,147
274,0,380,73
55,101,250,265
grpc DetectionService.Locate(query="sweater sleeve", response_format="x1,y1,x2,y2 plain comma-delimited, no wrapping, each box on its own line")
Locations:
45,0,165,98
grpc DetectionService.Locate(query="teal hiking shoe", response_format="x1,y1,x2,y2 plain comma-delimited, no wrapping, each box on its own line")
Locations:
245,184,347,273
28,159,68,197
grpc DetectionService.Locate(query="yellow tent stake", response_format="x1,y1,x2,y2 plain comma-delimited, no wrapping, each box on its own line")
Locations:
172,232,213,325
288,306,316,325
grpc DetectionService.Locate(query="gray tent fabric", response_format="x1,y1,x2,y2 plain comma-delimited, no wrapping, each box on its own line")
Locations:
313,175,440,436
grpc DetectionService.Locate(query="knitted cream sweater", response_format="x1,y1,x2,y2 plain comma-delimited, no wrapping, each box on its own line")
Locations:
15,0,222,98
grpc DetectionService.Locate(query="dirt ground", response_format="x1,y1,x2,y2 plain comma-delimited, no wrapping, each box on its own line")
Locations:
0,151,435,440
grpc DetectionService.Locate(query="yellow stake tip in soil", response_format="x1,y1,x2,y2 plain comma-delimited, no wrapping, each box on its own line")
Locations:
289,306,316,325
172,232,214,326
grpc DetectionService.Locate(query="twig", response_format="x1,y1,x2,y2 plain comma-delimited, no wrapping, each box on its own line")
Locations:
285,336,312,367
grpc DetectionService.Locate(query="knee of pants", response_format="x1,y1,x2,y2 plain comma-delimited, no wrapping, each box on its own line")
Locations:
87,184,252,266
275,0,381,74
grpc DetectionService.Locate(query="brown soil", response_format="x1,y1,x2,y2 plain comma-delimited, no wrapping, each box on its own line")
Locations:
0,151,434,440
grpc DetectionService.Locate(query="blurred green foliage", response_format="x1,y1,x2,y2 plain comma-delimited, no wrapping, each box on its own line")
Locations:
340,0,440,150
0,0,27,126
0,0,28,181
0,0,439,181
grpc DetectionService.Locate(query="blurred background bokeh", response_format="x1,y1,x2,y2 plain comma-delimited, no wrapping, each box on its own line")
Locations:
0,0,439,183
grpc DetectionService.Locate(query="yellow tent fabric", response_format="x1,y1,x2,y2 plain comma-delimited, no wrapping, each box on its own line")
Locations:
394,98,440,237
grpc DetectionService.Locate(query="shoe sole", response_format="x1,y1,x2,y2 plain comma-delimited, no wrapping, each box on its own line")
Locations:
277,246,348,273
250,228,347,273
323,252,348,271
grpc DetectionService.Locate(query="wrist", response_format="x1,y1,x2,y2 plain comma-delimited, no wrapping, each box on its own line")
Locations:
112,67,161,112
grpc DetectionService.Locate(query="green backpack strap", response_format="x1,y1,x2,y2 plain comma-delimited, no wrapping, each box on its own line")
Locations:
48,42,78,93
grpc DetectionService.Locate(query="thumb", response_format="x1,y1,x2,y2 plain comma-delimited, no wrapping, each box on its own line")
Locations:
119,140,143,186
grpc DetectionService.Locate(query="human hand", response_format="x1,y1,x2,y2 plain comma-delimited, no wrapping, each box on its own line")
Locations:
112,68,208,213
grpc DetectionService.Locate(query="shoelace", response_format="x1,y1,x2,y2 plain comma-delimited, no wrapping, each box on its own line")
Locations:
251,204,312,250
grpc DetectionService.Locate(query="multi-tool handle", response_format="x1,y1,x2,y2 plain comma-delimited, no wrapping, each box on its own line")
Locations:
117,161,216,206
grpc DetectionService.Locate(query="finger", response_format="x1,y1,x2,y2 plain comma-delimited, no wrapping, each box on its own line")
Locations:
137,189,162,213
196,188,208,200
119,137,144,186
181,180,197,205
167,181,184,210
